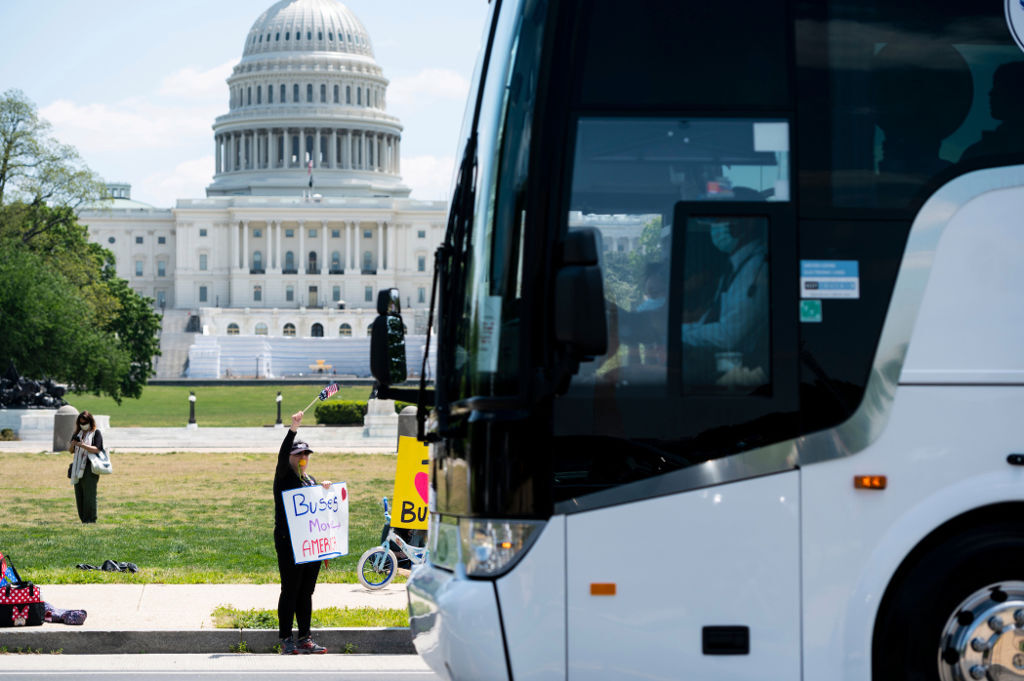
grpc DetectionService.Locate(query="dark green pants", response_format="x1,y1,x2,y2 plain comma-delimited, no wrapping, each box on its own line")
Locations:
74,462,99,523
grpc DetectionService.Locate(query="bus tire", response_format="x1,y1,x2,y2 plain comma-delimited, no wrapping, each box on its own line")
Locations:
872,520,1024,681
357,546,398,590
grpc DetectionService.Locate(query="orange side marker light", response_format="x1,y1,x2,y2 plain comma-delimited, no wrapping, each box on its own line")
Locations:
590,583,616,596
854,475,887,490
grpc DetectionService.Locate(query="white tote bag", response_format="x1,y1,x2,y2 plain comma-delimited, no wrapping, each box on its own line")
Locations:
87,449,113,475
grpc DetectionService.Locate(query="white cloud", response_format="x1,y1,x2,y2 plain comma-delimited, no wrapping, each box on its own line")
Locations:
136,156,215,207
40,98,217,154
402,155,455,201
388,69,469,108
158,60,235,99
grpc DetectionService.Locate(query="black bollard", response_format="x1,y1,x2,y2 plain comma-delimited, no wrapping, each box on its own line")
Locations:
188,391,196,428
276,391,283,426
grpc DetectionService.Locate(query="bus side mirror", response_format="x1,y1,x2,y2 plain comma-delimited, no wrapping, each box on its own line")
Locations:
555,228,607,357
370,288,408,386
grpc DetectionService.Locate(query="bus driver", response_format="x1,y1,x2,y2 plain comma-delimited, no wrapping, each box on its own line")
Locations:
681,216,769,390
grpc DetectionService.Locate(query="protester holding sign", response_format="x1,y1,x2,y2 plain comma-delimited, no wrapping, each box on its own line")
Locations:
67,411,103,524
273,411,332,655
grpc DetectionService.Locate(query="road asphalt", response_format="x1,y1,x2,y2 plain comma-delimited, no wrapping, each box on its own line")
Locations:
0,427,416,656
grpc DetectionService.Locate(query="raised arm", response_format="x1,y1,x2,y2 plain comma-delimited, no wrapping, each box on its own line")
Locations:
277,411,303,469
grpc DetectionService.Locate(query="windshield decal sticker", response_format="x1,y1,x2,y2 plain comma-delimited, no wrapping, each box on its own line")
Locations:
800,260,860,299
800,299,823,323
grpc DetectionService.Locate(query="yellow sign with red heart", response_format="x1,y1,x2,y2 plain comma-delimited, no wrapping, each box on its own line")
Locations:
391,436,430,530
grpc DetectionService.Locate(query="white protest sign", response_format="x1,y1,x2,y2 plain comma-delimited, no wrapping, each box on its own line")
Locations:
282,482,349,564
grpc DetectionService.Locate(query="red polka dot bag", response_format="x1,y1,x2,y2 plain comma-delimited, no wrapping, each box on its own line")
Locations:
0,553,44,627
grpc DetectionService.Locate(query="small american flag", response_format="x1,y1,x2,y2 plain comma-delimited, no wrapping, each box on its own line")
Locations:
318,383,339,401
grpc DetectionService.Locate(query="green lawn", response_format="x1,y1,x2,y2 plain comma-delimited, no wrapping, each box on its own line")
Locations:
0,451,400,584
66,384,376,427
212,605,408,629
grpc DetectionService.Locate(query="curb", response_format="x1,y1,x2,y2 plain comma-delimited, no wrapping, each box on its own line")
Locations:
0,627,414,655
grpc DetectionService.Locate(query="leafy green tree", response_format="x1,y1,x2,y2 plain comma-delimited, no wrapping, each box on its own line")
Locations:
0,89,104,208
0,91,160,402
601,216,666,311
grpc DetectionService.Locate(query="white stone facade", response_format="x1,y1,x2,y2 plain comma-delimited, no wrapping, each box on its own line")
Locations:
75,1,446,348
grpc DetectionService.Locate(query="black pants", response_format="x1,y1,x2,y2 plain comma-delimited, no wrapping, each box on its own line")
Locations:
74,461,99,523
274,532,321,639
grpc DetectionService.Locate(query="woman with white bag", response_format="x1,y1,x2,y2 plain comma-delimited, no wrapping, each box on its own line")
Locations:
67,410,106,524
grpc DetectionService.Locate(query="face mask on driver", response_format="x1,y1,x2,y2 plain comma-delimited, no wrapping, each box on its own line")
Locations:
709,223,738,254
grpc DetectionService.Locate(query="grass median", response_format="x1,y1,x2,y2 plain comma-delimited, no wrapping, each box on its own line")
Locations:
0,451,398,584
65,383,376,427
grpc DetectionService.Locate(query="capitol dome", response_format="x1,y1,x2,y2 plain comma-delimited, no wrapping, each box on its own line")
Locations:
243,0,374,59
207,0,410,198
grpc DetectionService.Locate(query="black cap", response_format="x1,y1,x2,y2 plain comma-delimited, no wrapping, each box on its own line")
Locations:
289,439,313,456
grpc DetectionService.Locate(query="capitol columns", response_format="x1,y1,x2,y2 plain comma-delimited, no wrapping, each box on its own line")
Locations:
386,220,396,274
328,129,337,169
376,221,384,272
314,129,322,168
320,220,329,297
229,219,239,273
242,221,250,271
274,220,282,273
347,220,355,271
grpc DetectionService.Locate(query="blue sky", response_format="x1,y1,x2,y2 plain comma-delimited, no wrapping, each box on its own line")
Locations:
0,0,491,206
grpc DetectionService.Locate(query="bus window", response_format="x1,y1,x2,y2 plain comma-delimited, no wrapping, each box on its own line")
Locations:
796,0,1024,216
555,114,798,483
568,117,788,392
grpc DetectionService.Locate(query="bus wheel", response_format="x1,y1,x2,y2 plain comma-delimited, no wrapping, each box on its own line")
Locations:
873,522,1024,681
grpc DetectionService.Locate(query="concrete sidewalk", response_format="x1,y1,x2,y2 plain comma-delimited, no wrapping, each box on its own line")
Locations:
0,425,397,454
0,583,415,655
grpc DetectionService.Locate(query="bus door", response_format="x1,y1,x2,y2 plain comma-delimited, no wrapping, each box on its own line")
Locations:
553,96,802,678
564,472,801,680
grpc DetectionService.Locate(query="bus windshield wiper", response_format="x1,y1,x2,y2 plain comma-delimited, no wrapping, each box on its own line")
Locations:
420,136,478,440
417,1,503,442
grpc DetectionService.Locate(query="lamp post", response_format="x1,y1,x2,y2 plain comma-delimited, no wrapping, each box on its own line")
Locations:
275,392,283,428
187,391,197,429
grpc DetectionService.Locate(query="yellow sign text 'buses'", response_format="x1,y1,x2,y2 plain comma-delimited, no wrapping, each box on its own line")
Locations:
392,436,430,530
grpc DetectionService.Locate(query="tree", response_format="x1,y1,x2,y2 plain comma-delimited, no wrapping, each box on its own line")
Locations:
0,91,160,402
0,204,162,402
602,216,665,311
0,89,104,209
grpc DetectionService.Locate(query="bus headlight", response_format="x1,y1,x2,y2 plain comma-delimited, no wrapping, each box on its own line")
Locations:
428,514,545,577
460,519,545,577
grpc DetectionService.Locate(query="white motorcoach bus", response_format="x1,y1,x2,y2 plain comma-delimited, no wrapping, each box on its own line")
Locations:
369,0,1024,678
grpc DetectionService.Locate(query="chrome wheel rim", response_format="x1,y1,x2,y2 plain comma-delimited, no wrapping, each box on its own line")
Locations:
939,581,1024,680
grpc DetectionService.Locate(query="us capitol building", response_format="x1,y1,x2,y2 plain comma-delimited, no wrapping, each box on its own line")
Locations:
78,0,445,379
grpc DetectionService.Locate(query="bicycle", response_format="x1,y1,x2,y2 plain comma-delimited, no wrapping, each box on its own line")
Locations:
356,497,428,590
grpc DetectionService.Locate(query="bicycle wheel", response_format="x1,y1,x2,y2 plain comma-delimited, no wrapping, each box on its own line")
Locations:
357,547,398,590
